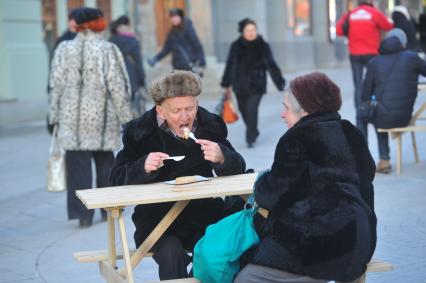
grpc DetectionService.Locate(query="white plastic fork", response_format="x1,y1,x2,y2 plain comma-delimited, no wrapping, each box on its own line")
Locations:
188,131,197,142
162,156,186,161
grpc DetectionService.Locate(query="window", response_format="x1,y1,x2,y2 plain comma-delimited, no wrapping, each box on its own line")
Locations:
287,0,312,36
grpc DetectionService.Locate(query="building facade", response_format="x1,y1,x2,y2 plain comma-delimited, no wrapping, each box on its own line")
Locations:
0,0,423,126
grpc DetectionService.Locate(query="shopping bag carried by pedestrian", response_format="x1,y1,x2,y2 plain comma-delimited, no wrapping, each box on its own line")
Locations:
215,89,239,124
193,195,259,283
47,126,66,192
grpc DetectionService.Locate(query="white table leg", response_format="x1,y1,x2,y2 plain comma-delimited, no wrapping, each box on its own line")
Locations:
117,209,135,283
107,208,118,268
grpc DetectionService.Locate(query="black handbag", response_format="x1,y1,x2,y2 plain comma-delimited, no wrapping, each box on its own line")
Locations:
358,99,378,123
358,54,401,123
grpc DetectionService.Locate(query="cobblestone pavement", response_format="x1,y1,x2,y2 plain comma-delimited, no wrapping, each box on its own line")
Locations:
1,66,425,283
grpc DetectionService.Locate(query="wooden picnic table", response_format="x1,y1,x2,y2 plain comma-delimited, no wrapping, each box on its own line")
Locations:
76,173,258,283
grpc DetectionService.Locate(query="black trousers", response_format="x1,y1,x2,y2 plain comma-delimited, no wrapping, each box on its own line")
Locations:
65,150,114,222
350,54,375,139
235,93,263,144
152,235,192,280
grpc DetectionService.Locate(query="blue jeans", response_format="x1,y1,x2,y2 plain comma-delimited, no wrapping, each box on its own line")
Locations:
376,130,390,160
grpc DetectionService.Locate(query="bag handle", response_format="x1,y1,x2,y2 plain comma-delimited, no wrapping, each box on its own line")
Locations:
244,194,258,214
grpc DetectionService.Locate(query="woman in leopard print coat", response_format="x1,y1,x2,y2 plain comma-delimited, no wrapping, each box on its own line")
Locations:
48,7,133,227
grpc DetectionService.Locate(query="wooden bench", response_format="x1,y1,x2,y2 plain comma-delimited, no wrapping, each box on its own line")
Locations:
74,249,153,263
143,259,392,283
75,251,392,283
377,103,426,175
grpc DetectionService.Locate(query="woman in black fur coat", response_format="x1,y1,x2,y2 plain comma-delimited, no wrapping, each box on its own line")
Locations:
221,18,286,148
235,72,377,283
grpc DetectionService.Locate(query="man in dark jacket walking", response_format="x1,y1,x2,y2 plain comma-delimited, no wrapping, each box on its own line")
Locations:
148,8,205,75
363,28,426,173
336,1,393,135
110,71,245,280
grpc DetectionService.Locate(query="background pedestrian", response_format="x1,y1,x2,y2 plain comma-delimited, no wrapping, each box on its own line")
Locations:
48,7,133,227
362,28,426,173
147,8,206,77
221,18,286,148
110,15,147,117
336,0,393,137
392,5,419,52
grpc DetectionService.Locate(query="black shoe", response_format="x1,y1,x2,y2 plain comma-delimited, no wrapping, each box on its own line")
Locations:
247,142,254,148
79,219,92,228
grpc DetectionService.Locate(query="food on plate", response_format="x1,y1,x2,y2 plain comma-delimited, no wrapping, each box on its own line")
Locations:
175,176,198,184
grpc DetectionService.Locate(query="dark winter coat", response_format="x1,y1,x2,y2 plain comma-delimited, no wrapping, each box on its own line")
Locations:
109,107,245,247
246,112,377,282
54,30,76,50
221,36,285,95
392,11,419,52
418,13,426,50
153,19,206,70
110,33,146,92
363,36,426,128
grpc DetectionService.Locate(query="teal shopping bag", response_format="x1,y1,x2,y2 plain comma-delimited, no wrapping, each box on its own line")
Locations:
193,206,259,283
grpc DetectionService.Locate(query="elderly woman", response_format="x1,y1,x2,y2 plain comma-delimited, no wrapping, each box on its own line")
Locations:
110,70,246,280
235,72,377,283
49,7,133,227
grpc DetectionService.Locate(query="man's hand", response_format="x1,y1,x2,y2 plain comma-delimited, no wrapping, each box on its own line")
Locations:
196,139,225,164
144,152,169,174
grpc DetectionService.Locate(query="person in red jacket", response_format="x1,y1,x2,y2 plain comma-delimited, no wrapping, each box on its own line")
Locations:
337,0,393,138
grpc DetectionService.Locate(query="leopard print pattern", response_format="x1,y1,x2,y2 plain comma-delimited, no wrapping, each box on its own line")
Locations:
49,30,134,151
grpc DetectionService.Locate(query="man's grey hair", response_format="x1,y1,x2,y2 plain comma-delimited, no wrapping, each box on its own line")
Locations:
286,91,303,113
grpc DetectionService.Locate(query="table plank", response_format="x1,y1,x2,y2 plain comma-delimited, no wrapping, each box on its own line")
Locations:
76,173,258,209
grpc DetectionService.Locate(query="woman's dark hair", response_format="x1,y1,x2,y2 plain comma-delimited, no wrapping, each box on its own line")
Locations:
169,8,184,18
110,15,130,34
290,72,342,114
116,15,130,26
238,18,256,33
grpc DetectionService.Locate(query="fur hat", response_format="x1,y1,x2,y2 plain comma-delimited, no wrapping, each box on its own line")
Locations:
385,28,407,48
73,7,103,25
290,72,342,114
149,70,202,105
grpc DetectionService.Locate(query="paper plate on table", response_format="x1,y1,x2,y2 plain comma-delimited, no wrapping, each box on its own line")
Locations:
165,175,212,186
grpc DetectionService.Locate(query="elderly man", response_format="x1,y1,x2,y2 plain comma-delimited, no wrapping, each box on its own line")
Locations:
110,70,246,280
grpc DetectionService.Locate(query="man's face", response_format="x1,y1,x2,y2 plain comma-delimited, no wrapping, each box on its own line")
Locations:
156,96,198,137
68,19,77,32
